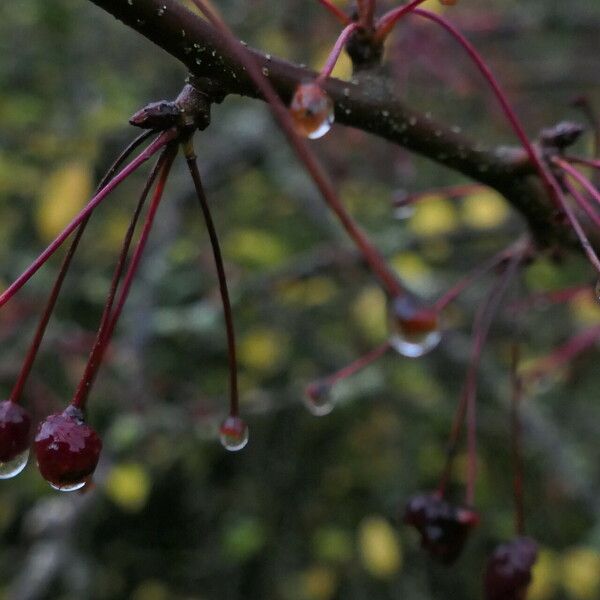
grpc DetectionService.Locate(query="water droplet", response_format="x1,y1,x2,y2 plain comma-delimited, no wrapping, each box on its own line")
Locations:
388,296,441,357
303,381,334,416
195,57,202,65
156,5,166,16
289,82,334,140
219,416,249,451
49,480,86,492
0,449,29,479
262,67,270,76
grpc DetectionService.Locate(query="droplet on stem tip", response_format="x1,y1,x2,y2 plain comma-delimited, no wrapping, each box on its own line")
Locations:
219,415,249,451
289,82,334,140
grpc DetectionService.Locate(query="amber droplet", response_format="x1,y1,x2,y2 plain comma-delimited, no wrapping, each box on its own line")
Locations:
289,82,334,139
388,295,441,357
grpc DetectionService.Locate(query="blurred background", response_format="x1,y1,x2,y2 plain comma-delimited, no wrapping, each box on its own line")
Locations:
0,0,600,598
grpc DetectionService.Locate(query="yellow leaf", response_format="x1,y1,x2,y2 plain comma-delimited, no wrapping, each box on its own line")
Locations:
36,161,92,242
461,189,509,229
277,276,337,307
562,547,600,599
302,565,338,600
104,463,151,512
351,286,387,341
569,292,600,326
529,549,560,600
238,327,288,372
358,516,403,578
409,196,459,237
224,228,288,268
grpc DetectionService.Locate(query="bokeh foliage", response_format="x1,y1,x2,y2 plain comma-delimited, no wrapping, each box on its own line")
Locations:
0,0,599,598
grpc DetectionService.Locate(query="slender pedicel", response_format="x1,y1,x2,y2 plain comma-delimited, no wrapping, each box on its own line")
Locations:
9,130,156,405
553,157,600,210
316,0,351,25
437,246,525,500
316,22,360,83
562,178,600,231
510,344,525,536
523,324,600,386
0,128,178,308
562,156,600,170
305,341,391,415
71,150,171,410
184,142,240,417
72,144,178,410
374,0,430,43
189,0,407,299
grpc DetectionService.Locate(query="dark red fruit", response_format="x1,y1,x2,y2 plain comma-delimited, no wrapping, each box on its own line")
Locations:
404,492,480,564
0,400,31,462
484,537,538,600
34,404,102,491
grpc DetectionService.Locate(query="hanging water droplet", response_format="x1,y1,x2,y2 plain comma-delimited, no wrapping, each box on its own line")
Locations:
303,381,334,416
595,279,600,303
49,479,86,492
0,449,29,479
289,82,334,140
388,295,441,357
156,5,166,16
219,416,249,451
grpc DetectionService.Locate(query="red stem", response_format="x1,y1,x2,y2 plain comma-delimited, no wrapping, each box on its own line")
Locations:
438,246,524,501
319,341,390,388
374,0,429,43
523,325,600,385
188,0,406,299
510,343,525,536
316,22,360,82
184,146,240,417
8,130,155,404
72,145,177,409
563,156,600,170
393,183,485,208
316,0,351,25
554,157,600,210
0,129,177,309
71,149,170,409
562,178,600,231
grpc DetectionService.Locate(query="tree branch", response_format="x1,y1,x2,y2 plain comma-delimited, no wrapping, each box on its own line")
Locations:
89,0,579,249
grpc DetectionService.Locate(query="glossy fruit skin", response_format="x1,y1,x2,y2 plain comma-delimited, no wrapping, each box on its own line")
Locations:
484,537,538,600
34,405,102,490
0,400,31,462
289,82,334,139
404,492,480,564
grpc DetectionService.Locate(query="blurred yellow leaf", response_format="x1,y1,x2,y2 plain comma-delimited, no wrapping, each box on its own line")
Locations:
277,276,337,307
302,565,338,600
314,46,352,81
351,286,387,341
238,327,288,372
461,189,509,229
131,580,170,600
419,0,448,13
358,515,403,579
36,161,92,242
105,463,151,513
569,293,600,326
390,251,433,290
529,549,560,600
562,547,600,599
409,196,459,237
224,228,288,268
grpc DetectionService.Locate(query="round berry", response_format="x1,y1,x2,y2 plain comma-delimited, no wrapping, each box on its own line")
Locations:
34,405,102,492
289,82,334,139
219,415,249,452
484,537,538,600
388,295,441,357
404,492,479,564
0,400,31,479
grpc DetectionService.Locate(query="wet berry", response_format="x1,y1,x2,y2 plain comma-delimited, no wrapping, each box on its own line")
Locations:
289,82,334,139
0,400,31,479
34,404,102,492
219,415,249,451
389,295,441,357
484,537,538,600
304,380,334,416
404,492,480,564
